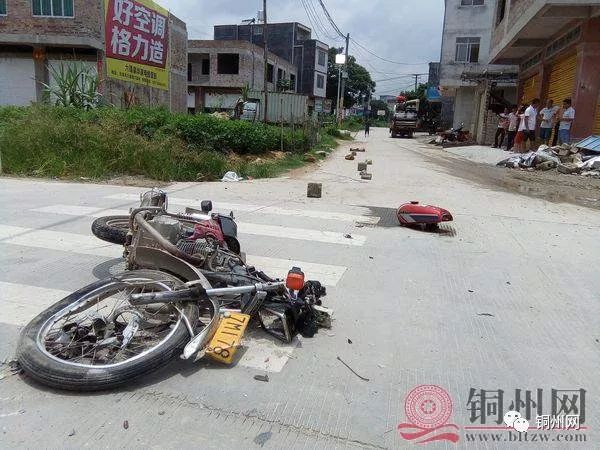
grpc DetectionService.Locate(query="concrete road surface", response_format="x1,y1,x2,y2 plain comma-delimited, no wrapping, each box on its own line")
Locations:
1,127,598,449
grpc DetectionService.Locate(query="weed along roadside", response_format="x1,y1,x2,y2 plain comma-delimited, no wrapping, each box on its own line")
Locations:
0,106,344,182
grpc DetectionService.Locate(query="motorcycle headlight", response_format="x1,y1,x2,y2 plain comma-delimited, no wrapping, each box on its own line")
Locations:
258,305,296,342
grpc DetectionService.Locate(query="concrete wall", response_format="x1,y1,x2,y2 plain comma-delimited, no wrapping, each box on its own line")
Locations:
214,22,328,98
0,0,103,48
453,87,477,129
188,40,296,94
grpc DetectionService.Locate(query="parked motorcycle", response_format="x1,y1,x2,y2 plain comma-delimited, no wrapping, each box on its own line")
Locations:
438,123,470,143
17,190,331,391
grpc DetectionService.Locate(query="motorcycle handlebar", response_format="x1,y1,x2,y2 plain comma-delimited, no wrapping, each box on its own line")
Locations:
129,281,285,305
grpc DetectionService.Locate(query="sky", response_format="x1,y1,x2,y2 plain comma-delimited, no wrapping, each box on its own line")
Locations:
159,0,445,97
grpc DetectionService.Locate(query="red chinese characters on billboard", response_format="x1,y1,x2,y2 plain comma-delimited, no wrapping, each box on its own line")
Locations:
105,0,169,69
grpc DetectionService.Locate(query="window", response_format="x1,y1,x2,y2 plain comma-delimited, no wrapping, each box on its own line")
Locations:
32,0,74,17
217,53,239,75
290,74,296,91
267,63,274,82
201,58,210,75
277,68,283,81
460,0,484,5
455,37,480,63
318,49,326,67
496,0,506,25
0,0,6,15
187,63,193,82
316,74,324,89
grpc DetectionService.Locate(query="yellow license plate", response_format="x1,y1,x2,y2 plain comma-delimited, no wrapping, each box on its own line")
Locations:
205,313,251,364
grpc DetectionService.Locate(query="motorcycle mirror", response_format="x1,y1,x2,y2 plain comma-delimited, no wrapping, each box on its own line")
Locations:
201,200,213,213
258,305,296,342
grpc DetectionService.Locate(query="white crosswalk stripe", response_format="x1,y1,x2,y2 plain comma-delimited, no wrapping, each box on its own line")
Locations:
0,224,347,286
0,281,295,372
31,204,367,246
104,193,380,224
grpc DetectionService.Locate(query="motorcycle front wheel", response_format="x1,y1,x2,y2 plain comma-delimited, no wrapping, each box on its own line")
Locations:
17,270,201,391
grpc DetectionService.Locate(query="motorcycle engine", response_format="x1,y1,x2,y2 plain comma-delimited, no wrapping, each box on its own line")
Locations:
176,237,244,272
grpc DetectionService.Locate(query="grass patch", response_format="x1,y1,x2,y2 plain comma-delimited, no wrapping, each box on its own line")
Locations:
0,105,341,182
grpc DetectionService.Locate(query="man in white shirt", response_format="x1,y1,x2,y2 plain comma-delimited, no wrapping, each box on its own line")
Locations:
558,98,575,145
523,98,540,150
538,99,557,145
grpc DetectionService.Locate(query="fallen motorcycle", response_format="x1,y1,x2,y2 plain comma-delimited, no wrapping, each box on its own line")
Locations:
438,123,470,143
17,190,331,391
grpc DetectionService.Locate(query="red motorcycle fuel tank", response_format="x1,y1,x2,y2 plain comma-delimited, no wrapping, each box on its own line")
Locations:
397,201,453,225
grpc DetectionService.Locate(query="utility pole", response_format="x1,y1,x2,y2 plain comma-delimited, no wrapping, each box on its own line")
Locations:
338,33,350,125
262,0,268,123
413,74,419,92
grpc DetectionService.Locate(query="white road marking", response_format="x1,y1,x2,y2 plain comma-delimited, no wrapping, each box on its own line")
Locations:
31,204,366,246
33,205,127,218
0,281,68,326
0,225,346,286
0,281,293,372
104,193,380,224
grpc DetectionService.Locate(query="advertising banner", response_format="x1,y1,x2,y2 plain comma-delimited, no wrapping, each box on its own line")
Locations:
104,0,170,90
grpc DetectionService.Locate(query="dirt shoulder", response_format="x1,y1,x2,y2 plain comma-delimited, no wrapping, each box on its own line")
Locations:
415,141,600,210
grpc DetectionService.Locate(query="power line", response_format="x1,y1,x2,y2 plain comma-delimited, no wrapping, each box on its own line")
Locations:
316,0,345,38
299,0,321,40
350,37,429,66
306,0,339,40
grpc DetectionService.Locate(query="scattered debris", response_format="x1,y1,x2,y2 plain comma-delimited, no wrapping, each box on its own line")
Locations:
506,281,511,285
351,147,366,152
344,153,355,160
221,171,243,182
366,159,373,165
158,411,165,416
254,431,273,447
496,143,600,178
360,172,372,180
254,374,269,382
355,223,364,228
68,429,76,437
344,234,353,239
369,256,374,259
304,154,317,163
477,313,495,317
337,356,369,381
123,420,129,430
307,182,322,198
347,338,353,344
357,162,367,171
468,289,474,293
377,363,387,369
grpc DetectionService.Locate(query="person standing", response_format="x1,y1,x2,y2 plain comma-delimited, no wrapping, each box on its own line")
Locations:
523,98,540,151
538,99,557,145
364,118,370,137
551,102,564,146
492,108,509,148
558,98,575,144
515,105,527,152
506,105,519,151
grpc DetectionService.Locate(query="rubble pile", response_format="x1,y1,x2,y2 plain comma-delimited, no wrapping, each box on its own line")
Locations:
497,144,600,178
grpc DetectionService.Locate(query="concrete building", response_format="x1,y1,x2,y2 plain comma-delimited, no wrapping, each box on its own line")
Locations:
0,0,187,111
439,0,518,142
213,22,328,108
187,40,297,113
489,0,600,138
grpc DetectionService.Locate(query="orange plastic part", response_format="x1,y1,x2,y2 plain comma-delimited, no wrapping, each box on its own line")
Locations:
286,267,305,291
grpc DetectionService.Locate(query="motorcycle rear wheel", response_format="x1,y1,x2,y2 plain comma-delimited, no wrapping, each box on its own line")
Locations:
17,270,201,391
91,215,130,245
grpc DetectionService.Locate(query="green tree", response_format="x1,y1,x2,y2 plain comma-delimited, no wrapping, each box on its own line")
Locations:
326,48,375,108
399,83,428,102
368,99,390,119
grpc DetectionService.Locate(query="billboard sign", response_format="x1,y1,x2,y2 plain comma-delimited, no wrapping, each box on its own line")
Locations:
104,0,170,90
